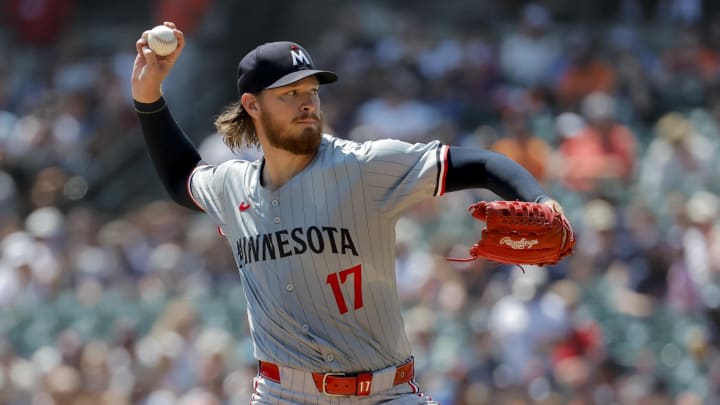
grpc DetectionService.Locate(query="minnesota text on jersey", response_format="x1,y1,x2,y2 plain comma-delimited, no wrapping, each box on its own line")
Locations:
236,225,359,266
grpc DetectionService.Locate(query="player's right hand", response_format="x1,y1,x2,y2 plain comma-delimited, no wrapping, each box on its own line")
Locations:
131,21,185,103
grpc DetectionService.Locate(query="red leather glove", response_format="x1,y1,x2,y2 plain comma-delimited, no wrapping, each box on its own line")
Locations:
448,200,575,267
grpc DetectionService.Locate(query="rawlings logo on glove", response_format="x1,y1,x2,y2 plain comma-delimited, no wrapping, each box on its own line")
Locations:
499,237,539,249
448,200,575,268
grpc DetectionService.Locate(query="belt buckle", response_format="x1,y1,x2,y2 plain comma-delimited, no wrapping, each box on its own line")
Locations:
321,372,348,397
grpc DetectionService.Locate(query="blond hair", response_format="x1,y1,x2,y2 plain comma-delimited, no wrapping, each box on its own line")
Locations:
213,101,259,151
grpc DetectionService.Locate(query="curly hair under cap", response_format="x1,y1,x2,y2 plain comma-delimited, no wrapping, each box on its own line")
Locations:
214,101,259,151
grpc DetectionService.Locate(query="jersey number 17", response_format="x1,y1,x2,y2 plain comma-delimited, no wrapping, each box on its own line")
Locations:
326,264,364,314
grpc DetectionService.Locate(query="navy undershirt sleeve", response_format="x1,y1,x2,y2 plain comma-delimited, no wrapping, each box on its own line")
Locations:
445,146,549,203
134,97,202,211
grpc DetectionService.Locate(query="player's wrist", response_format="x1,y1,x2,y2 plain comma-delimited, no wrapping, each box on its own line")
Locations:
534,195,551,204
131,85,164,104
134,97,167,114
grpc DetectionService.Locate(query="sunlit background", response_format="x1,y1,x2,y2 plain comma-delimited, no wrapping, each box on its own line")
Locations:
1,0,720,404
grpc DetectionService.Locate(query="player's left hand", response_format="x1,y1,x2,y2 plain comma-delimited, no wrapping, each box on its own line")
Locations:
447,200,576,267
131,21,185,103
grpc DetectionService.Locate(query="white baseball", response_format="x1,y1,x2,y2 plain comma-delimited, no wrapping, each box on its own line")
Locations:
147,25,178,56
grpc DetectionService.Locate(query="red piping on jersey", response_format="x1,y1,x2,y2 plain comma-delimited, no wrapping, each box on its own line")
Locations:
408,380,419,393
186,165,209,212
437,145,449,196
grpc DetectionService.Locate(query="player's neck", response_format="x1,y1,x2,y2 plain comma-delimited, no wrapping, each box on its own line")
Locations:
260,146,317,191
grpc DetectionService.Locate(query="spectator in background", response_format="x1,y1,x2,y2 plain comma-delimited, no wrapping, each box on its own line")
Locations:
555,34,616,110
678,191,720,312
499,3,560,88
488,272,575,386
551,318,603,398
3,0,75,48
491,106,553,183
606,25,657,120
353,69,444,142
154,0,214,36
638,112,716,212
655,27,720,110
559,92,637,194
656,0,703,25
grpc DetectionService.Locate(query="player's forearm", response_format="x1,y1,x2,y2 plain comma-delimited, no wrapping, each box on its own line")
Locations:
134,97,202,211
445,146,548,202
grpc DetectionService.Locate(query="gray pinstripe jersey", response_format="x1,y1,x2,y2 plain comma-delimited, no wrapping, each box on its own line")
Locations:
189,134,449,373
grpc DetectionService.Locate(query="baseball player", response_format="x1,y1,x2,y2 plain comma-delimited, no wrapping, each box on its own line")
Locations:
131,22,566,404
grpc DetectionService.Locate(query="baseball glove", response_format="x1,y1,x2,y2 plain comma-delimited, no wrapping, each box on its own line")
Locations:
448,200,575,268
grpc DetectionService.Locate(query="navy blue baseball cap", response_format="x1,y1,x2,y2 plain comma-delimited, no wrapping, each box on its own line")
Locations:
236,41,337,95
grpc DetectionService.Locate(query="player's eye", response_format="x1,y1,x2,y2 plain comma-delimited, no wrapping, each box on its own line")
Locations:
310,88,319,95
286,90,297,96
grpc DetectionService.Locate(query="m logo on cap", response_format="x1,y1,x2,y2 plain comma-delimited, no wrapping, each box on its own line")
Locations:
291,49,311,66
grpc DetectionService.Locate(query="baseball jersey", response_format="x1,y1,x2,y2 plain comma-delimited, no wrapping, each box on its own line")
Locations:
188,134,449,373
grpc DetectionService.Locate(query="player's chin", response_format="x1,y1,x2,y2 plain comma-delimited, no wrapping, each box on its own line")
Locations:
280,128,320,155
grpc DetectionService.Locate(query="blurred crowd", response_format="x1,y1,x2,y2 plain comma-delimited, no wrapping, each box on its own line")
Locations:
2,0,720,404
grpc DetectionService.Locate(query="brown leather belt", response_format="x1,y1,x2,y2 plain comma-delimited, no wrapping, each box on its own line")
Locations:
258,358,415,396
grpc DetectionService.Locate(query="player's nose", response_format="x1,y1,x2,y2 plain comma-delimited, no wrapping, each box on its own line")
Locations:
300,102,316,113
299,95,318,112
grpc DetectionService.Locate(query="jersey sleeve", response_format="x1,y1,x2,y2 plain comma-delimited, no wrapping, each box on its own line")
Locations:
187,161,236,226
359,139,449,217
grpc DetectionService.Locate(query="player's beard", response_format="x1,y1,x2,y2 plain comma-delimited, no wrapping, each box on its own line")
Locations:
261,112,323,156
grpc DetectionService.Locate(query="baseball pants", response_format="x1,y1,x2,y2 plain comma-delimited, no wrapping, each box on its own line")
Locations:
250,360,438,404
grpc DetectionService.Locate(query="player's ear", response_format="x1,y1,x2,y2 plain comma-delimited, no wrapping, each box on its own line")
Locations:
241,93,260,117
